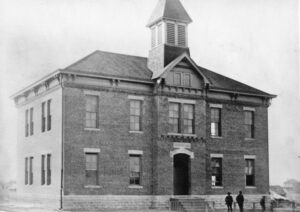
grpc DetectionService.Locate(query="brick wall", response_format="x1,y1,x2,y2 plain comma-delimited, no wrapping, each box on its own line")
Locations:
63,87,153,195
205,102,269,195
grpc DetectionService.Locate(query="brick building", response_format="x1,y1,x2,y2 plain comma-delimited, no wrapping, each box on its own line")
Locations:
12,0,276,210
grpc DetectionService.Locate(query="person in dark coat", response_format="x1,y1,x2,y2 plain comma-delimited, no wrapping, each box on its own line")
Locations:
260,196,266,211
236,191,244,212
225,192,233,212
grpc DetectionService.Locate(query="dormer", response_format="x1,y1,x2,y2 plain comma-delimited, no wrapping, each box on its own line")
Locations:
147,0,192,75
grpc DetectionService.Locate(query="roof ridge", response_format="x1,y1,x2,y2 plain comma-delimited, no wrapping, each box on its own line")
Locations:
95,50,147,60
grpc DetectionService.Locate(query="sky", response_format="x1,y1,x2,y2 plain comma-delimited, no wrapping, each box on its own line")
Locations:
0,0,299,186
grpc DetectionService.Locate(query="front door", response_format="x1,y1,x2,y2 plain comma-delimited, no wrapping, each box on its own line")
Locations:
173,153,190,195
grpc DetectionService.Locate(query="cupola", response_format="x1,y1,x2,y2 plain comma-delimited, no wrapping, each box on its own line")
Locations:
147,0,192,74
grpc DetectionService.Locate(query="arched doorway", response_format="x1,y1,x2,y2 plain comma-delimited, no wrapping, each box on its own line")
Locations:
173,153,190,195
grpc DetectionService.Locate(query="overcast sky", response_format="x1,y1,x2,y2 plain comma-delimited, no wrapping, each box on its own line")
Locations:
0,0,299,185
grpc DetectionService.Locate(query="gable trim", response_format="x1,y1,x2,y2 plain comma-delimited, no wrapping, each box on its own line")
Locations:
151,52,211,85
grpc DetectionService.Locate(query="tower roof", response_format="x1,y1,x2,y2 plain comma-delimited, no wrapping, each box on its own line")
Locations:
147,0,192,27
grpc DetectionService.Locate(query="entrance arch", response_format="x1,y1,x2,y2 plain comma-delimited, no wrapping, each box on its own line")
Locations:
173,153,191,195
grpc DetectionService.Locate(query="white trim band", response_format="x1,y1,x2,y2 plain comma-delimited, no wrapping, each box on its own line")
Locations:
84,148,101,153
210,153,223,158
243,107,255,111
128,95,144,100
128,150,143,155
168,98,196,104
209,103,223,108
244,155,256,159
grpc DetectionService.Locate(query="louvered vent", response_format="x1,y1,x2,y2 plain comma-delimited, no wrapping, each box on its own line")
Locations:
151,27,156,48
157,24,162,45
178,25,186,47
167,23,175,45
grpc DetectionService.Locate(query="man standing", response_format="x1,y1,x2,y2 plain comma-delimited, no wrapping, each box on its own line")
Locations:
225,192,233,212
260,196,266,211
236,191,244,212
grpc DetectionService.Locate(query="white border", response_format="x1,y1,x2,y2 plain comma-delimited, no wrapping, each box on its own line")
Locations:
209,103,223,108
244,155,256,159
243,107,255,111
84,148,101,153
128,95,144,101
210,153,223,158
168,98,196,104
128,150,143,155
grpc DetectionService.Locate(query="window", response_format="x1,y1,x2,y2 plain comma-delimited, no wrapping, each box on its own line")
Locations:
244,111,254,138
245,159,255,186
166,22,187,47
183,104,194,134
41,102,46,132
41,155,45,185
85,95,99,128
178,25,186,47
42,99,52,132
167,23,175,45
29,157,33,185
151,26,156,48
157,24,162,45
25,110,29,137
85,153,98,185
211,158,222,186
30,107,34,136
169,103,180,133
25,157,28,185
130,100,142,131
211,108,221,137
183,73,191,87
174,73,181,86
47,100,51,131
46,154,51,185
129,155,141,185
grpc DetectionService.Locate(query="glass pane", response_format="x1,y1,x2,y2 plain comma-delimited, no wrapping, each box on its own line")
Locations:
130,156,140,172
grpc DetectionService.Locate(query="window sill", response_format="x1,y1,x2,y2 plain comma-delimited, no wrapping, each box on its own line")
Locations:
128,185,143,189
244,138,256,141
129,131,144,134
212,186,224,189
84,128,101,131
84,185,102,189
167,133,197,138
245,186,256,189
211,136,223,139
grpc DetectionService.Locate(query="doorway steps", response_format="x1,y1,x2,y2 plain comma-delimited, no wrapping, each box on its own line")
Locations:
170,197,214,212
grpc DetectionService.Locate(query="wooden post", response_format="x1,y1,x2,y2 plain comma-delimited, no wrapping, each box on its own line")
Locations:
253,202,255,212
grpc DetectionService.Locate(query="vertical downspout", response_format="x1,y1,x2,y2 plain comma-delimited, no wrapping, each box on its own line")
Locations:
60,76,64,210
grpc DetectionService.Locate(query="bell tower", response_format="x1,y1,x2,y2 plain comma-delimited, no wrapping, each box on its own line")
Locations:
147,0,192,74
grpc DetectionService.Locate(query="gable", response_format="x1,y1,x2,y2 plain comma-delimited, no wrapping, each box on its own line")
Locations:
165,62,204,88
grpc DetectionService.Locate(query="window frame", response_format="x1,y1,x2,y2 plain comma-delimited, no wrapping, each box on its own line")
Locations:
85,95,99,129
29,107,34,136
41,155,45,185
169,102,180,133
129,100,143,132
211,108,222,137
47,100,52,131
211,157,223,187
165,21,187,47
46,154,51,185
25,109,29,137
245,158,255,187
25,157,28,185
129,154,142,186
85,152,99,186
183,104,194,134
29,156,34,185
41,102,46,132
244,110,255,139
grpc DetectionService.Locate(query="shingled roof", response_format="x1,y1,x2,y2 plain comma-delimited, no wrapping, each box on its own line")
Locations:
65,50,275,97
147,0,192,27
